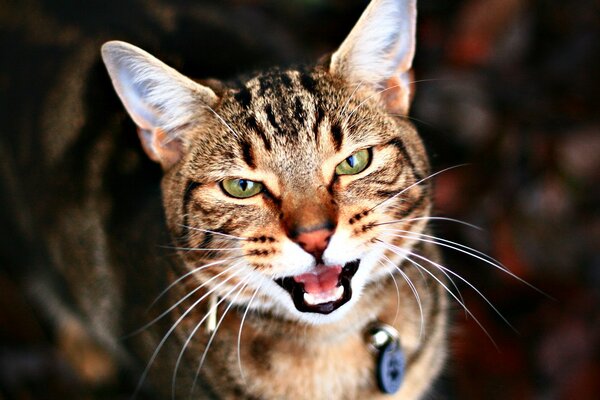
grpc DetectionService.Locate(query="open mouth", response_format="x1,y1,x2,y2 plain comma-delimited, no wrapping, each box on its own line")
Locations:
275,260,360,314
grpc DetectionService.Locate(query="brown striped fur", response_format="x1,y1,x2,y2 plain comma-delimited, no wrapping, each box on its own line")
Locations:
1,0,448,398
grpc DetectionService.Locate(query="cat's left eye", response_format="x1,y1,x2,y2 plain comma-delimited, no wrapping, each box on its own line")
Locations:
335,149,371,175
221,178,263,198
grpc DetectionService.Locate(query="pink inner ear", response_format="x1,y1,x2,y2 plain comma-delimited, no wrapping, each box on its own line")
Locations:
137,127,183,169
382,75,412,116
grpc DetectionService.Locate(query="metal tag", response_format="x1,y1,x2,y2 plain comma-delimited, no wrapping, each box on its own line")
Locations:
376,336,405,394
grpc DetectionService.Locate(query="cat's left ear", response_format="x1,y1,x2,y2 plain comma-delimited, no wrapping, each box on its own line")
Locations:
101,41,218,169
330,0,416,115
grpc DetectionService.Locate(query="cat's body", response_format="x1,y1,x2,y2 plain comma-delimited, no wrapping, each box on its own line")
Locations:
1,0,447,398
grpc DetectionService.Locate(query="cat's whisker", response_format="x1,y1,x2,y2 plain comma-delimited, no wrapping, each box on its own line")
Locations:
147,256,244,312
132,268,245,398
161,245,243,252
380,235,466,308
347,110,434,132
127,262,244,339
339,81,364,119
369,164,469,212
387,246,428,286
383,235,514,330
384,240,467,314
375,216,484,231
408,77,452,85
190,277,251,397
179,225,247,241
383,228,546,295
391,259,424,338
388,269,401,326
344,83,403,125
238,281,263,383
376,239,498,349
343,79,448,128
377,259,401,325
378,254,423,337
202,105,241,140
385,113,436,130
172,275,251,399
385,228,498,263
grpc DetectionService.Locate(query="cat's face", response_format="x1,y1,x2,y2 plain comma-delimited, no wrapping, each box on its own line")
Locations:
102,0,427,324
161,69,430,324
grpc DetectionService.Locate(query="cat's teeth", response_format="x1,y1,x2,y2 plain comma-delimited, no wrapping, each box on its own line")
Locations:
303,285,344,305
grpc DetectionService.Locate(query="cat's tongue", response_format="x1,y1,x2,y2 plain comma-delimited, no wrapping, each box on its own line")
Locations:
293,265,342,294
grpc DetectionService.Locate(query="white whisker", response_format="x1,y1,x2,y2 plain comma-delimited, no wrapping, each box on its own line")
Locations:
203,105,241,140
190,277,251,396
127,262,243,339
378,259,401,325
376,216,483,231
238,281,262,382
147,257,242,312
382,238,466,312
370,164,469,212
377,239,498,349
388,270,401,326
383,228,545,295
385,234,515,330
344,83,403,126
339,81,363,119
343,79,452,130
132,268,244,398
409,78,452,85
179,225,247,241
171,275,250,399
121,262,242,340
385,113,437,130
162,245,243,252
379,254,424,337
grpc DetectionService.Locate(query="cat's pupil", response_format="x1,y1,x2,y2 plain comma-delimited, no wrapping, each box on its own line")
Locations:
347,155,356,168
239,179,249,191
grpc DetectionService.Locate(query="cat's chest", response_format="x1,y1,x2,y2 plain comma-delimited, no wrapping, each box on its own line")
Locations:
252,335,372,398
214,327,381,399
177,306,413,400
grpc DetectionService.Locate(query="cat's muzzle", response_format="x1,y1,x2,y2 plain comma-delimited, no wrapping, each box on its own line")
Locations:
275,260,360,314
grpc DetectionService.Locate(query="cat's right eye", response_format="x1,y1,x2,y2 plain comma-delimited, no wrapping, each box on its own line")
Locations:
221,178,263,198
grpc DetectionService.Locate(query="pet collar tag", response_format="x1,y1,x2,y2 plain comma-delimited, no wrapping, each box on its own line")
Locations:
366,323,405,394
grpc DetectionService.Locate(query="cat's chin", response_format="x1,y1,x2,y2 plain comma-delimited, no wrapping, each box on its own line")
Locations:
274,260,360,315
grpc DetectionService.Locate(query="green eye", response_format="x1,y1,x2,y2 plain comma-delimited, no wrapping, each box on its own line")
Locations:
335,149,371,175
221,179,263,198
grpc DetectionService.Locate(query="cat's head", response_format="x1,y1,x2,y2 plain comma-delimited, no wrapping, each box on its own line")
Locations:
101,0,430,324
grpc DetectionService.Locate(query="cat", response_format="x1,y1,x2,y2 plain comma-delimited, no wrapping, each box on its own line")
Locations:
2,0,447,398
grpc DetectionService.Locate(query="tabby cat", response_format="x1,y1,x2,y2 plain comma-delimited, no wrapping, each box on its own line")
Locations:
6,0,448,398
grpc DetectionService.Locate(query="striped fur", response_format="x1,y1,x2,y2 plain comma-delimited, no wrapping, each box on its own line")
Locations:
2,0,448,398
98,1,448,398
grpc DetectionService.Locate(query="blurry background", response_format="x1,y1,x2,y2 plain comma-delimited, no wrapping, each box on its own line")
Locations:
1,0,598,398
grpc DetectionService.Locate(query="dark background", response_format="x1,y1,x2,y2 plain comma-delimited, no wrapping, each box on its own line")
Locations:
1,0,598,399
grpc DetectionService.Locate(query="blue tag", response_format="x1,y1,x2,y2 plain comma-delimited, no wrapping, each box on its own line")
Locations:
376,340,405,394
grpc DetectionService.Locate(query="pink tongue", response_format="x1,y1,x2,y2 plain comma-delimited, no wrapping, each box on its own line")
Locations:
293,265,342,294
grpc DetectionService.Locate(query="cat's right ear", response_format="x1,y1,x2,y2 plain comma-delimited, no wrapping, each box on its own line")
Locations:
101,41,218,169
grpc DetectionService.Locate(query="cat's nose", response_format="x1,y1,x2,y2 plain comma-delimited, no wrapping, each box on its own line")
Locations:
293,226,334,261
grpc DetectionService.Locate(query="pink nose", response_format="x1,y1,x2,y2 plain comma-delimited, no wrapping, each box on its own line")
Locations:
294,228,333,260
